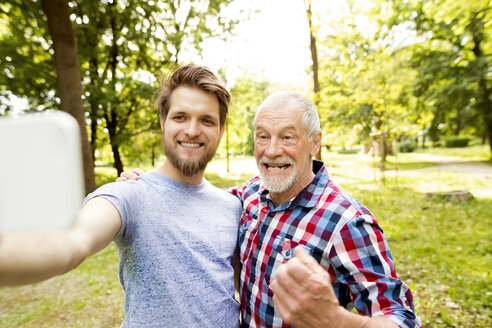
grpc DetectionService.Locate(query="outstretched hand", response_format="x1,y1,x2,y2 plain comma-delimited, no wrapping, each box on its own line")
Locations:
115,168,144,182
269,246,345,328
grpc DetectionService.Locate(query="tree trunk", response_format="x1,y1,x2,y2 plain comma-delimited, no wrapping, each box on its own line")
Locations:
90,115,97,164
380,133,387,170
151,145,156,167
380,132,386,185
111,142,124,177
487,128,492,160
454,108,462,135
470,12,492,159
106,112,124,176
305,0,322,161
41,0,96,194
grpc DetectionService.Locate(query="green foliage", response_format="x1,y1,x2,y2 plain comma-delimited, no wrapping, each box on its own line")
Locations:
445,136,471,148
399,141,417,153
203,171,252,189
337,148,361,155
0,244,124,327
390,0,491,152
308,0,491,160
0,0,239,173
0,0,57,114
314,2,421,157
218,74,271,157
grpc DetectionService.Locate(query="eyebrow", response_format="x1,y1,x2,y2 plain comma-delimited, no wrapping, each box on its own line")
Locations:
256,123,297,132
201,114,219,122
169,110,219,121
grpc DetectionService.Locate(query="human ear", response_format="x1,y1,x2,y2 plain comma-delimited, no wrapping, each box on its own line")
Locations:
310,131,322,157
159,115,165,131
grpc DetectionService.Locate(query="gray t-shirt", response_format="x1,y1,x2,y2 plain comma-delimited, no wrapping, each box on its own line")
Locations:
84,171,242,327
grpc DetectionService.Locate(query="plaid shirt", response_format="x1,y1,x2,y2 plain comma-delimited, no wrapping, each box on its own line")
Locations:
230,160,421,328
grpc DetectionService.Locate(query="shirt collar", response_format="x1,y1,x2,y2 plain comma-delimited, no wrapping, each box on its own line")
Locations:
259,160,329,211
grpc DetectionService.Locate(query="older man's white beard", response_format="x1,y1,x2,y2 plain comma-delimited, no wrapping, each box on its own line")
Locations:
258,156,298,193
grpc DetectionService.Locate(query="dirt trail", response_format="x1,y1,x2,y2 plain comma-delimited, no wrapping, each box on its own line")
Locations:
410,154,492,178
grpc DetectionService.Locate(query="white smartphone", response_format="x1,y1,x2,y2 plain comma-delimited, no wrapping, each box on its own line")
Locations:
0,111,84,232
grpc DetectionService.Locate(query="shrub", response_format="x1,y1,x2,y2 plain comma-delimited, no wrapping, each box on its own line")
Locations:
337,148,360,154
399,141,417,153
445,136,470,148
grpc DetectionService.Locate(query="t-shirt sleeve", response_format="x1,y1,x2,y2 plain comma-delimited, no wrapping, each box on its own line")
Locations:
83,180,139,242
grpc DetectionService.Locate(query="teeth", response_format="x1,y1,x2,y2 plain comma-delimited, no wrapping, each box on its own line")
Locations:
266,165,288,171
181,142,201,148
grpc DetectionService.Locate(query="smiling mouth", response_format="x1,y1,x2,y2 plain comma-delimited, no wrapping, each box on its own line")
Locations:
263,163,291,171
179,141,203,148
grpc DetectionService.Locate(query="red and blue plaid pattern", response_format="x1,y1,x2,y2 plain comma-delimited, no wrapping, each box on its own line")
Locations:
230,160,421,328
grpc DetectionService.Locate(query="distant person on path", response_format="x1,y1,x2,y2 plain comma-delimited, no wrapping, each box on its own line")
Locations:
0,64,242,327
120,91,422,328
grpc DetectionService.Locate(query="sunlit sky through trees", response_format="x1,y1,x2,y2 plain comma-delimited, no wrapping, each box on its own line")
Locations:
198,0,313,88
189,0,383,88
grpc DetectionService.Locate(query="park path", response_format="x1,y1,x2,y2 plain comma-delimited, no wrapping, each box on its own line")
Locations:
409,153,492,179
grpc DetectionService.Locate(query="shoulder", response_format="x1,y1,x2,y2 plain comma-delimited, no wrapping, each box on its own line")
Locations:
313,177,380,236
84,178,143,206
231,175,261,196
206,182,242,206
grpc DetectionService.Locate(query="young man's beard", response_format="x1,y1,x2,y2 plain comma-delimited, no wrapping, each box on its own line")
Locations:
163,139,216,177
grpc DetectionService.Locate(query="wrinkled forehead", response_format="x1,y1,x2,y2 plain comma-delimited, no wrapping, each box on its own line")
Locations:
255,97,301,122
254,104,306,136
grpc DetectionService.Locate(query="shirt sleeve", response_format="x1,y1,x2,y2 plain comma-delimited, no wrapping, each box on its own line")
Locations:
227,185,241,199
83,181,137,242
328,215,422,328
227,183,248,206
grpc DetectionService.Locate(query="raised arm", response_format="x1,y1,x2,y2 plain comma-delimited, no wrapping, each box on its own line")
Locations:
270,246,399,328
0,197,121,286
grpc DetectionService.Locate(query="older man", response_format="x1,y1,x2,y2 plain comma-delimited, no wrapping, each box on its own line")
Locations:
230,91,421,328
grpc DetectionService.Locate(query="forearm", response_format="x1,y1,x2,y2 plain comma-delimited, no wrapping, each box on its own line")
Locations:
336,308,399,328
0,229,89,286
0,198,121,287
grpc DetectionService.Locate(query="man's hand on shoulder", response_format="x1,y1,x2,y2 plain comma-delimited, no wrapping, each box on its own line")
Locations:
116,168,144,182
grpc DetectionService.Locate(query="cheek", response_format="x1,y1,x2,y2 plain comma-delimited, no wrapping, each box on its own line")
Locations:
284,148,306,165
254,143,264,158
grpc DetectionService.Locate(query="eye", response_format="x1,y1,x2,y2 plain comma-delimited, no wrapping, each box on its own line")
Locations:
202,118,216,126
173,115,185,121
257,134,268,140
283,135,293,140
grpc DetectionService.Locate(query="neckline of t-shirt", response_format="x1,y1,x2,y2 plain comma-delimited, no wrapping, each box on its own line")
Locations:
143,171,209,191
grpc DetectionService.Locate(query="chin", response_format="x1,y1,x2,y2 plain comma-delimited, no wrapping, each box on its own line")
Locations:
260,172,297,193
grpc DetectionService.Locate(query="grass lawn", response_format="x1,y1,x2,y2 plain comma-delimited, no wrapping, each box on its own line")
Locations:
1,145,490,327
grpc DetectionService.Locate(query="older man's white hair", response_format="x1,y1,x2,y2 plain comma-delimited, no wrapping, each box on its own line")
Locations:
255,91,321,140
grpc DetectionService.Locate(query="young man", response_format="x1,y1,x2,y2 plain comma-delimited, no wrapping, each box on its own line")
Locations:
0,64,242,327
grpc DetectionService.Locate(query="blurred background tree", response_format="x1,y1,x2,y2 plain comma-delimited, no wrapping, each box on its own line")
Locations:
0,0,490,188
0,0,238,188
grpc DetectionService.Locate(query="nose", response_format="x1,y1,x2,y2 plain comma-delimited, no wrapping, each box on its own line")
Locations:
184,119,201,138
263,137,283,158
